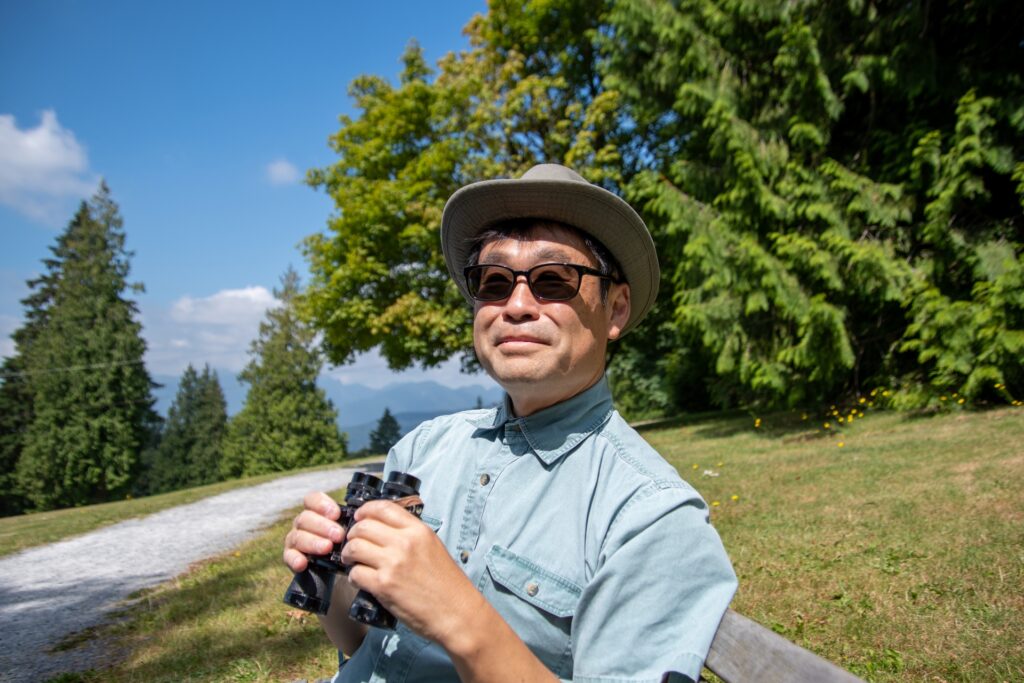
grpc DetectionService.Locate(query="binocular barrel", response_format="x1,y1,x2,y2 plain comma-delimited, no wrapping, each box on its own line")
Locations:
282,470,422,631
348,472,422,629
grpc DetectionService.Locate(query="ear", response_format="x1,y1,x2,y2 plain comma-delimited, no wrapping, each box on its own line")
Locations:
606,283,631,341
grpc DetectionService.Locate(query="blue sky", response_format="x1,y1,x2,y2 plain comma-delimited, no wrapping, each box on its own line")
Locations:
1,0,496,391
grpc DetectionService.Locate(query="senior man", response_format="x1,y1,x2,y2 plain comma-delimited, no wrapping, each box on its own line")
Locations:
284,164,737,683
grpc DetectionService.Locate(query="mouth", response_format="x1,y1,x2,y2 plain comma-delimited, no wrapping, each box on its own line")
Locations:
496,335,547,347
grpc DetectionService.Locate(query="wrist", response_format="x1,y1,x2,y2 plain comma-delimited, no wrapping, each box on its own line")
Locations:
435,588,494,660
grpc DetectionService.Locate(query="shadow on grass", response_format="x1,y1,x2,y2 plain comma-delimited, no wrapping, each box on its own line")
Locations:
635,409,826,441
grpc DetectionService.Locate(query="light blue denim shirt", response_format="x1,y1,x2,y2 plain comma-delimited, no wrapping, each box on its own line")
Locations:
336,377,736,683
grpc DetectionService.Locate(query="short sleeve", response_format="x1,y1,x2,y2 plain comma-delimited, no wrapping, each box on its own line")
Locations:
570,484,737,683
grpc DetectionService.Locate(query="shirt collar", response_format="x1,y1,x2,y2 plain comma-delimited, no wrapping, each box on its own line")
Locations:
469,376,615,465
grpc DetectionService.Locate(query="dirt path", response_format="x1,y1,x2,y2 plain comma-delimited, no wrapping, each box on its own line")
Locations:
0,466,371,682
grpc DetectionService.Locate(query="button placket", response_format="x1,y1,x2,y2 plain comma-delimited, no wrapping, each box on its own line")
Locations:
457,437,516,569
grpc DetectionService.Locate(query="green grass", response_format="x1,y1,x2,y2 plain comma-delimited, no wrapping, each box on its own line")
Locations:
43,407,1024,682
0,456,383,559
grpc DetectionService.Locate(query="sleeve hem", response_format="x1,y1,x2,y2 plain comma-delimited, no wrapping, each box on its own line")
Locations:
573,651,704,683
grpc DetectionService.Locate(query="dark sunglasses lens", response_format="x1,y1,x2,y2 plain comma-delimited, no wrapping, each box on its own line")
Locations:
529,264,580,300
467,266,514,301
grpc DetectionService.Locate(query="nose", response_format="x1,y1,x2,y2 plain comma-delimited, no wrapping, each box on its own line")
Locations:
503,274,540,320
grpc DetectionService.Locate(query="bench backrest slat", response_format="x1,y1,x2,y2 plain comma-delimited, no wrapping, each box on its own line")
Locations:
704,610,865,683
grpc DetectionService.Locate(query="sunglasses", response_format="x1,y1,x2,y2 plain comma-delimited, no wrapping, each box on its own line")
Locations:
463,262,620,302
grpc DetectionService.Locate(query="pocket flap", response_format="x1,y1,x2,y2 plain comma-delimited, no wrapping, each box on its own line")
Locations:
485,545,581,618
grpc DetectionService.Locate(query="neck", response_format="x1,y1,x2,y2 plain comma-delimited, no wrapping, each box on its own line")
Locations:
505,371,604,418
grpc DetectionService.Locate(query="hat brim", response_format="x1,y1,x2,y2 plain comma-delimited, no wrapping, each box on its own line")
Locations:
441,177,659,335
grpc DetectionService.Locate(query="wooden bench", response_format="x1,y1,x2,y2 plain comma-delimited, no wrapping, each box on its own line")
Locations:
704,609,865,682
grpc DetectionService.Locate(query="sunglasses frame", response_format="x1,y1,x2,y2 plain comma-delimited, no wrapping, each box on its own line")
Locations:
463,262,620,302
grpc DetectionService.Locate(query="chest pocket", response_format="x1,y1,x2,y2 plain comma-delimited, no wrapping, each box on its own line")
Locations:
480,545,582,678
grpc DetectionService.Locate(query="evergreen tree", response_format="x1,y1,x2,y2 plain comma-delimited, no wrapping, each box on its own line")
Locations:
0,356,32,515
368,408,402,455
15,184,158,510
301,0,1022,413
222,269,346,477
145,364,227,494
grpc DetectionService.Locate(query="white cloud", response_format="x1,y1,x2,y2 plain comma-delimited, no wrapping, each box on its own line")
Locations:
266,158,301,186
142,286,280,376
0,110,98,225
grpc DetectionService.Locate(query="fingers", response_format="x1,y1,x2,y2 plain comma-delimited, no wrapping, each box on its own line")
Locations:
353,499,421,527
293,509,344,543
303,490,341,521
283,491,343,573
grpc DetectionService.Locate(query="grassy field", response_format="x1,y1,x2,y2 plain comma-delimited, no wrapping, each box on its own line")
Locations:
42,406,1024,683
0,457,382,559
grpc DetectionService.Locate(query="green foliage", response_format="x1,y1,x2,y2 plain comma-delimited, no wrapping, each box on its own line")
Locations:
222,269,347,477
368,407,402,455
142,365,228,495
302,1,617,372
0,356,32,515
9,185,158,511
301,0,1023,413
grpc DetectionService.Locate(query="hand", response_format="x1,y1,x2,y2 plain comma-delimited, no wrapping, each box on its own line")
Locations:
342,499,484,646
283,491,346,573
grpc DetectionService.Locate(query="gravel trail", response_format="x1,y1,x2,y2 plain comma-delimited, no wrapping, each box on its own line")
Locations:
0,466,371,682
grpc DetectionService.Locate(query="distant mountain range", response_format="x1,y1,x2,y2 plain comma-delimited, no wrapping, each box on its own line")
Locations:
151,372,504,451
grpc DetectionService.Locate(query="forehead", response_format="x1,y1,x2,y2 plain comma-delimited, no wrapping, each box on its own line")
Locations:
477,224,594,264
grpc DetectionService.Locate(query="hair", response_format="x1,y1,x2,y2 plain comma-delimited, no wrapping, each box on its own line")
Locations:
464,218,624,302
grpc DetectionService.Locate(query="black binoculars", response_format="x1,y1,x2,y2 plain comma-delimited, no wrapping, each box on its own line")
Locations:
283,470,422,630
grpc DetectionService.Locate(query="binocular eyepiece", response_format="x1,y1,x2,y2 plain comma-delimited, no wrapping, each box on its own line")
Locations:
283,470,423,630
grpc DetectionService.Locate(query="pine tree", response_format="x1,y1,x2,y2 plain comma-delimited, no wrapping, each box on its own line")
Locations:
0,356,32,515
15,184,158,510
222,269,346,477
144,364,227,494
368,408,402,455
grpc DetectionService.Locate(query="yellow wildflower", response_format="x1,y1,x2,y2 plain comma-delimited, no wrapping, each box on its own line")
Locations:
717,462,723,467
731,495,740,502
711,501,721,507
754,418,761,428
957,398,965,405
858,397,866,404
838,416,845,423
838,442,845,448
882,390,890,397
692,464,699,470
940,395,948,401
858,411,864,418
824,422,831,429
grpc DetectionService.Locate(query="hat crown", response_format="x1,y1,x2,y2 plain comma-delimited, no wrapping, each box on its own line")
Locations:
520,163,585,183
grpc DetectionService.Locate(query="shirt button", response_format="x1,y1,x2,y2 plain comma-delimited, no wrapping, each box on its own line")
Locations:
526,582,539,597
479,473,490,486
460,550,470,564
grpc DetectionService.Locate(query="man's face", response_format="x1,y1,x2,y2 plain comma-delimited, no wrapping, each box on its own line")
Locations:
472,224,630,416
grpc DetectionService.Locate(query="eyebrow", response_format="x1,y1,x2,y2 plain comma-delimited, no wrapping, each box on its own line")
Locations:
478,245,581,265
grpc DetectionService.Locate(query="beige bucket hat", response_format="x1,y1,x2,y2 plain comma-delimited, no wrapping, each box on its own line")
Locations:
440,163,659,335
